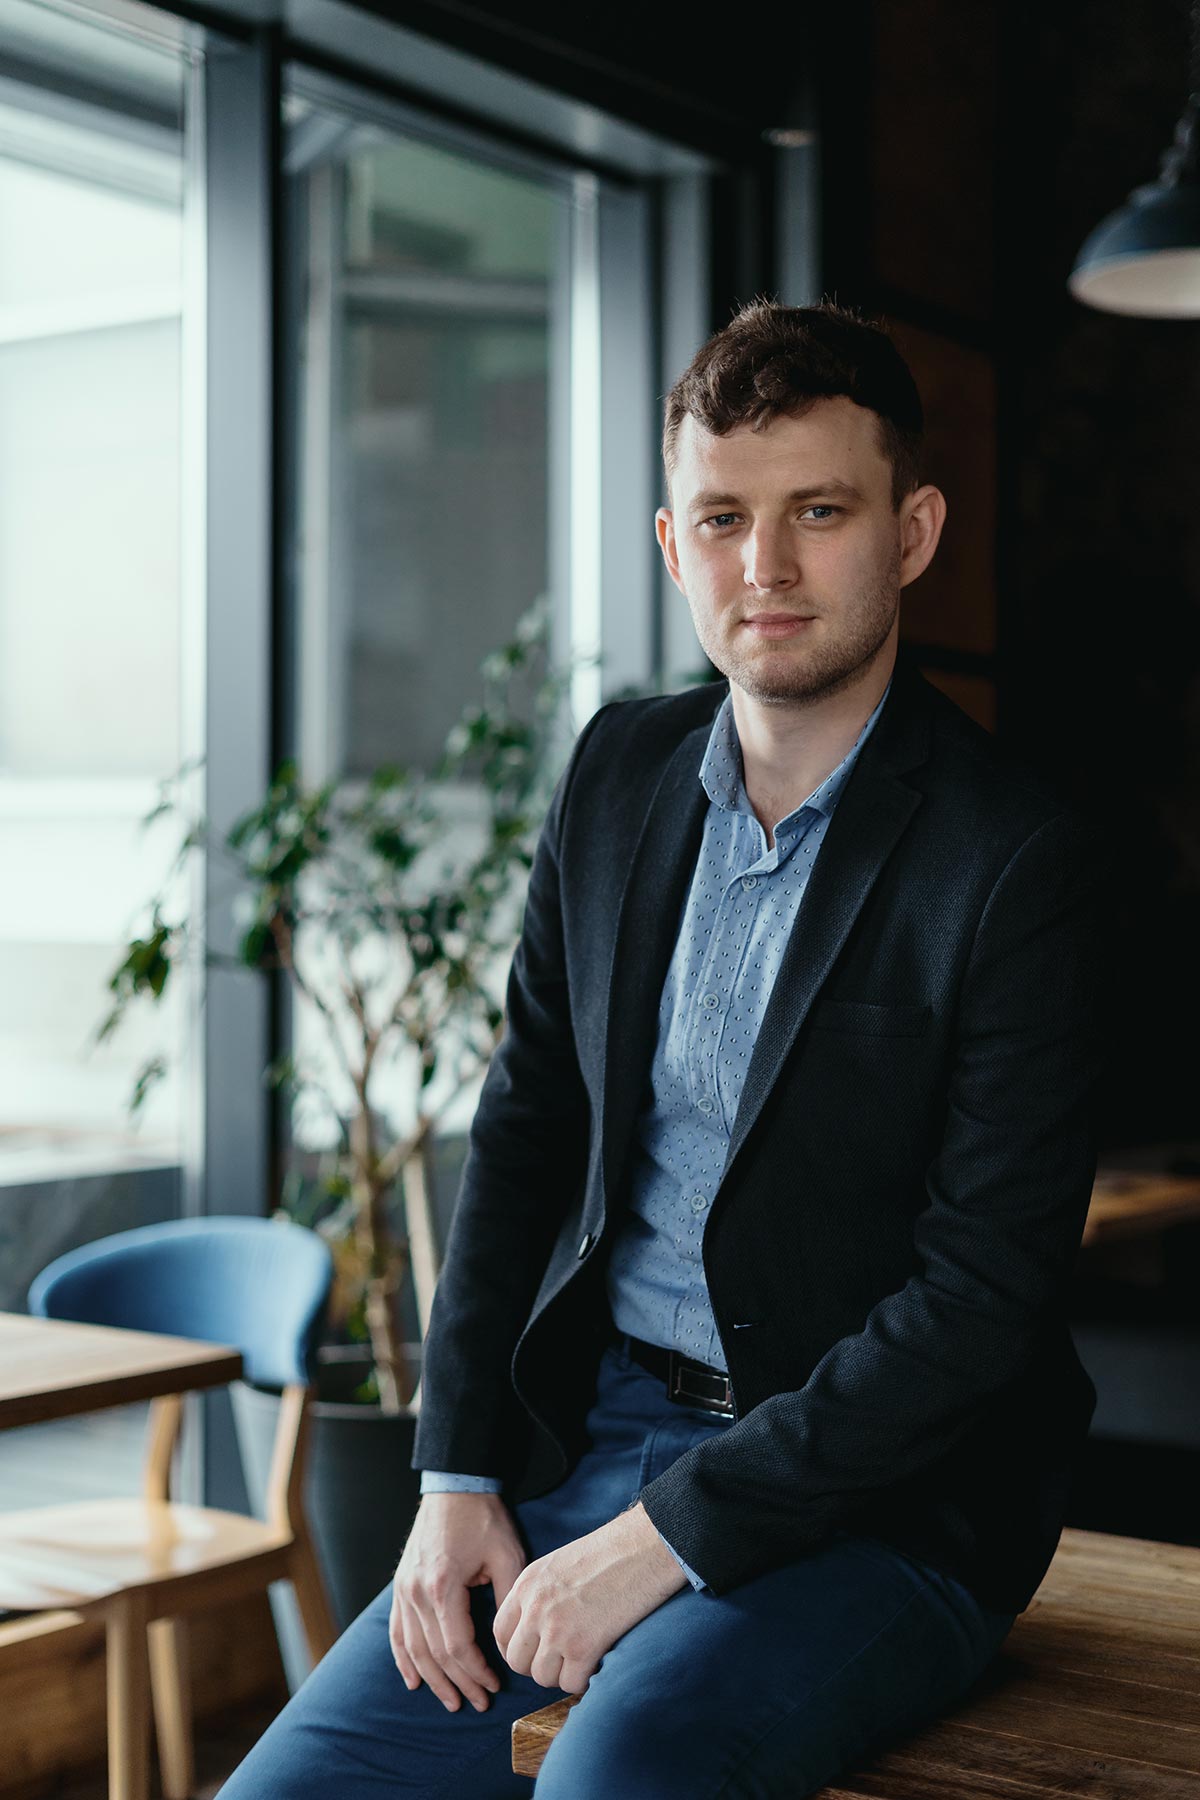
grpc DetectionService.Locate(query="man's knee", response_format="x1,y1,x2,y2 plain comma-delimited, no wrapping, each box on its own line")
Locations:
533,1693,842,1800
532,1688,703,1800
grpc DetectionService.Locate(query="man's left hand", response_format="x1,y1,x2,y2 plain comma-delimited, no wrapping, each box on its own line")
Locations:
492,1500,689,1693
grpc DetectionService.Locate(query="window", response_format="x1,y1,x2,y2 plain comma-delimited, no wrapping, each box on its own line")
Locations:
285,77,579,780
0,0,200,1280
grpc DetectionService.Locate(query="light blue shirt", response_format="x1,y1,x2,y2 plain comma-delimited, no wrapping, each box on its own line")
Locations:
604,678,890,1369
421,678,892,1594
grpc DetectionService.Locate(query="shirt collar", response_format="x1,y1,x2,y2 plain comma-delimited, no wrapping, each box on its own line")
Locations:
699,675,893,831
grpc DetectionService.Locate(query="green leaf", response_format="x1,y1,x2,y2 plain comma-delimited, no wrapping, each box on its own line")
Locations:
369,826,418,869
238,920,273,968
107,918,175,1007
264,1053,297,1090
94,1006,123,1046
130,1056,167,1113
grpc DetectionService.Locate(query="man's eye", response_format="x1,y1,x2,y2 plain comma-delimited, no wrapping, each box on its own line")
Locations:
803,505,839,521
704,514,739,529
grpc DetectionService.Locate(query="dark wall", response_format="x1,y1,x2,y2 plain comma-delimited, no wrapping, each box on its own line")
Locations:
1006,0,1200,1149
830,0,1200,1153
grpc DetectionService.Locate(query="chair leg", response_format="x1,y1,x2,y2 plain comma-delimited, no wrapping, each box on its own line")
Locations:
287,1532,338,1665
148,1615,194,1800
105,1591,151,1800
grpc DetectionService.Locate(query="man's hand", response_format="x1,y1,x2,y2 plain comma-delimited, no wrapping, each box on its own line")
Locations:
389,1491,527,1712
493,1501,689,1694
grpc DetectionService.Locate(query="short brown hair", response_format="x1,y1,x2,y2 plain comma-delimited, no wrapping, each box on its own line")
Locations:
663,297,924,510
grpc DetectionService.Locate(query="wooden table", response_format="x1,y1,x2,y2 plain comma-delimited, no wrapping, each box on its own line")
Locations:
0,1312,244,1800
0,1311,243,1430
1081,1169,1200,1249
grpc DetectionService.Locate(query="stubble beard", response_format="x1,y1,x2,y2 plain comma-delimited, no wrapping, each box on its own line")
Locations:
692,554,902,709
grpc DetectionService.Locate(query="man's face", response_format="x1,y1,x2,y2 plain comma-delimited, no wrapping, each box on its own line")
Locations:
656,397,940,707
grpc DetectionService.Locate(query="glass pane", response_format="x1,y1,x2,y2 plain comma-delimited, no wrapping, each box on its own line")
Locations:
341,312,551,771
347,135,555,279
0,2,195,1245
287,92,565,777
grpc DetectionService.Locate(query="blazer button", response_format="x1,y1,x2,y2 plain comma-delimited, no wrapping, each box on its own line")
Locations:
577,1232,594,1259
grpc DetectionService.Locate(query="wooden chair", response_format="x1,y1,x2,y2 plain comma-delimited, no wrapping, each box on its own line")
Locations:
512,1527,1200,1791
0,1216,338,1800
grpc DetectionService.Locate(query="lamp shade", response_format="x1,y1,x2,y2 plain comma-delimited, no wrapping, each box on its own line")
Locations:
1069,176,1200,316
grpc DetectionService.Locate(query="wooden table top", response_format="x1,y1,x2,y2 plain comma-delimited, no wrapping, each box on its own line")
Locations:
1081,1169,1200,1248
813,1527,1200,1799
0,1313,243,1430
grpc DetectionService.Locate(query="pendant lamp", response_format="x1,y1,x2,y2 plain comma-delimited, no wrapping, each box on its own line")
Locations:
1069,2,1200,317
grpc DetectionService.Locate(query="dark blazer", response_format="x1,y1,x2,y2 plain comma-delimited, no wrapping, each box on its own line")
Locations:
412,642,1108,1615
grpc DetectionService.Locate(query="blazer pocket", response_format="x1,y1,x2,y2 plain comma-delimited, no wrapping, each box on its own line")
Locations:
807,998,932,1037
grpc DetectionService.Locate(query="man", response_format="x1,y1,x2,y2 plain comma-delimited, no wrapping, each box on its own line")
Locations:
222,300,1104,1797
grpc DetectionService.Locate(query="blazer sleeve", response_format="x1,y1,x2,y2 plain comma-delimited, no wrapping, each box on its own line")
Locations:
635,808,1109,1595
411,704,610,1480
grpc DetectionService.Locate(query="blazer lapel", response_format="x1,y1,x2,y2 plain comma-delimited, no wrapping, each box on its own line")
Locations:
722,658,933,1177
600,713,714,1216
719,771,923,1179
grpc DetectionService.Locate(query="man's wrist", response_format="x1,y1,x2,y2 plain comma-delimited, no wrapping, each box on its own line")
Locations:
618,1500,691,1597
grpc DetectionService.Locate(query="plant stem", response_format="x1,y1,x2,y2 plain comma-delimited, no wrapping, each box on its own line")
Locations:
401,1140,439,1344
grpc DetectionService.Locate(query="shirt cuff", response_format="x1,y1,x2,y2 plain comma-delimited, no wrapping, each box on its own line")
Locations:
654,1525,710,1593
419,1471,504,1494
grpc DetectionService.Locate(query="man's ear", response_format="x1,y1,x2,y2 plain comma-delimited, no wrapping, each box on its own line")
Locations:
898,484,947,590
655,507,686,595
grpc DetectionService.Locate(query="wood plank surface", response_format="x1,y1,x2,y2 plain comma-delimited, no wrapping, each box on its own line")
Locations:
511,1695,581,1776
510,1528,1200,1794
815,1527,1200,1798
0,1499,290,1610
1082,1172,1200,1247
950,1685,1200,1771
0,1315,241,1428
1002,1625,1200,1692
820,1719,1200,1799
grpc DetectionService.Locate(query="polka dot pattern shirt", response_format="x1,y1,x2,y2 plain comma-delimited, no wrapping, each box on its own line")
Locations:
604,677,893,1373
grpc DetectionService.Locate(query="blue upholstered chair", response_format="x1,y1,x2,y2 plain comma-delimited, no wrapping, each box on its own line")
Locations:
0,1216,336,1800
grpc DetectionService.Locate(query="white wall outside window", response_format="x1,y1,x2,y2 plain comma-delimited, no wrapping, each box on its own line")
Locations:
0,0,197,1185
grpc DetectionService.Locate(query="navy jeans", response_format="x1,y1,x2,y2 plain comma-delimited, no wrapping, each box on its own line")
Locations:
219,1335,1017,1799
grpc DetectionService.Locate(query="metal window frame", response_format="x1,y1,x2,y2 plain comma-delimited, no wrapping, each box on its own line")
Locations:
193,25,283,1510
656,171,712,689
200,25,280,1245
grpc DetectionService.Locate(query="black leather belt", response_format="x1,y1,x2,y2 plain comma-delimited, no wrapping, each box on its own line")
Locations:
621,1333,735,1418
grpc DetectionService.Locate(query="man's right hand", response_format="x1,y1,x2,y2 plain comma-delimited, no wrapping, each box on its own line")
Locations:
389,1492,528,1712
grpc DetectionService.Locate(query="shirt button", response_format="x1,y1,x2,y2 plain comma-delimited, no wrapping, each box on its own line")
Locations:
742,875,758,891
577,1233,594,1259
697,1097,715,1115
701,993,720,1009
690,1195,708,1214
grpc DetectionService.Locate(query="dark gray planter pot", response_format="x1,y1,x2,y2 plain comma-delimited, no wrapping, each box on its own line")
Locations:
231,1344,423,1691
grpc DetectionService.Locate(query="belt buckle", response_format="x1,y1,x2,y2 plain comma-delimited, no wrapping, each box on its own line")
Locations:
667,1351,734,1417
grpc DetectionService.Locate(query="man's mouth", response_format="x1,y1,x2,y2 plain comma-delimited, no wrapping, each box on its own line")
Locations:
741,614,816,638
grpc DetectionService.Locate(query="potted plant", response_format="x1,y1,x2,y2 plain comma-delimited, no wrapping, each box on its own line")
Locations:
96,599,575,1659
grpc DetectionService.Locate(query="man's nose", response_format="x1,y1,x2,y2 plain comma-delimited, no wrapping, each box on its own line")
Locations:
742,522,799,592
